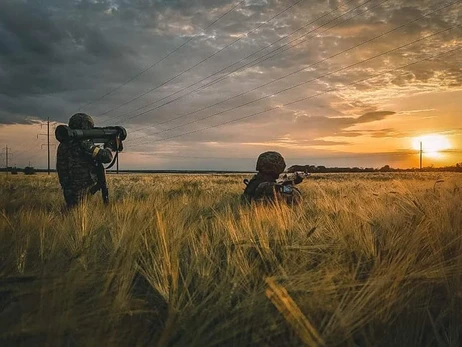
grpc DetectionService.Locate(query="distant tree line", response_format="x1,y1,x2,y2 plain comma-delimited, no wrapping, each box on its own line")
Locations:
0,166,36,175
288,163,462,173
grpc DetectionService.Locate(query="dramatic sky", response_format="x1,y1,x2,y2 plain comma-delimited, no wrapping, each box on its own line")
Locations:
1,0,461,170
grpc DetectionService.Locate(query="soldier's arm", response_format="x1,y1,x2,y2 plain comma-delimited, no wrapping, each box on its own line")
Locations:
243,175,260,198
293,174,303,185
80,140,113,164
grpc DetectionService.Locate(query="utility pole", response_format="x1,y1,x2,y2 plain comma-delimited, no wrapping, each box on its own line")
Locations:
5,145,8,174
419,141,423,170
1,145,11,174
47,118,50,175
38,118,55,175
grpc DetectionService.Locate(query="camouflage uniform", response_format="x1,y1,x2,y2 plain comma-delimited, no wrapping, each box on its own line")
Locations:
254,181,302,205
243,151,301,205
56,113,113,208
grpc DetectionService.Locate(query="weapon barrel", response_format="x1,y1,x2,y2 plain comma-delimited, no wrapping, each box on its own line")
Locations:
55,125,127,143
276,171,310,185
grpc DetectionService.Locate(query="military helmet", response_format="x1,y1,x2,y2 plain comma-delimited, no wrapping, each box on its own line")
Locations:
68,113,94,130
256,151,286,175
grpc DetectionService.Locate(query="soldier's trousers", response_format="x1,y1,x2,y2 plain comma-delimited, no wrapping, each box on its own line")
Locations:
63,188,89,208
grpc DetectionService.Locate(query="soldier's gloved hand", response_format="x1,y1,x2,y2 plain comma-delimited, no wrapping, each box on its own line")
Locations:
104,139,118,151
105,137,123,152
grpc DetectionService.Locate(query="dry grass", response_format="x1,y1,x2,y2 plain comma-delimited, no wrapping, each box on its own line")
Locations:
0,172,461,346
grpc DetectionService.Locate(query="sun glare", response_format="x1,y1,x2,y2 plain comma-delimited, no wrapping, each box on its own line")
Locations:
412,134,451,158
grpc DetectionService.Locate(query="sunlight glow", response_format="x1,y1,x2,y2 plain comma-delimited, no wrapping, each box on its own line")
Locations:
412,134,452,158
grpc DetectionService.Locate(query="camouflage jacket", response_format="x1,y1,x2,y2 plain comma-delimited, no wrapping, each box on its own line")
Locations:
242,172,278,202
243,172,302,205
56,140,113,191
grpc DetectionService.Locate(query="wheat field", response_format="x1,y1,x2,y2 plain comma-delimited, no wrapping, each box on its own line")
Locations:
0,172,461,346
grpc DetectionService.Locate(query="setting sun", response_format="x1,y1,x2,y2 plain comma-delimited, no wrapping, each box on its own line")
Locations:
412,134,452,158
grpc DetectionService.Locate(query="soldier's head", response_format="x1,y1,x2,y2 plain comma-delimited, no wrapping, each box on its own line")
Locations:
69,113,95,130
256,151,286,177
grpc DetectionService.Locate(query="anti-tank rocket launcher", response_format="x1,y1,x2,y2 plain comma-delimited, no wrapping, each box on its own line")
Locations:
273,171,310,197
55,125,127,151
276,171,311,186
243,171,310,189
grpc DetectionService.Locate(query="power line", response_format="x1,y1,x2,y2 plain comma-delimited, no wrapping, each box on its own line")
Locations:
5,121,49,162
129,45,461,146
14,144,46,168
127,20,460,145
97,0,305,119
184,0,458,98
127,0,445,138
10,138,41,160
102,0,360,125
196,0,384,96
77,0,247,111
108,0,380,126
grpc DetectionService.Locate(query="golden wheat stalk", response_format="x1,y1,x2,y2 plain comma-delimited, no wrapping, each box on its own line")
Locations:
265,277,324,346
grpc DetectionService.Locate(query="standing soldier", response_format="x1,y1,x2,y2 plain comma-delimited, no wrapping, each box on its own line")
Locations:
56,113,115,208
242,151,303,205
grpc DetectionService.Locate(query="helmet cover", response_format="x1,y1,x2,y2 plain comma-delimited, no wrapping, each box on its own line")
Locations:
68,113,95,130
256,151,286,175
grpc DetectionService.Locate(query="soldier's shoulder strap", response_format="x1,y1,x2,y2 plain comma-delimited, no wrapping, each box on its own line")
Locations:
243,174,264,199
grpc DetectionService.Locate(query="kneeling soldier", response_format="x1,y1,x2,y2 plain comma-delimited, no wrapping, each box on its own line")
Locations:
242,151,303,205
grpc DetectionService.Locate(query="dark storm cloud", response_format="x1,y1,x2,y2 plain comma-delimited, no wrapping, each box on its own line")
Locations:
288,110,398,138
340,128,412,138
1,0,459,125
0,0,145,123
1,0,290,124
357,111,396,123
